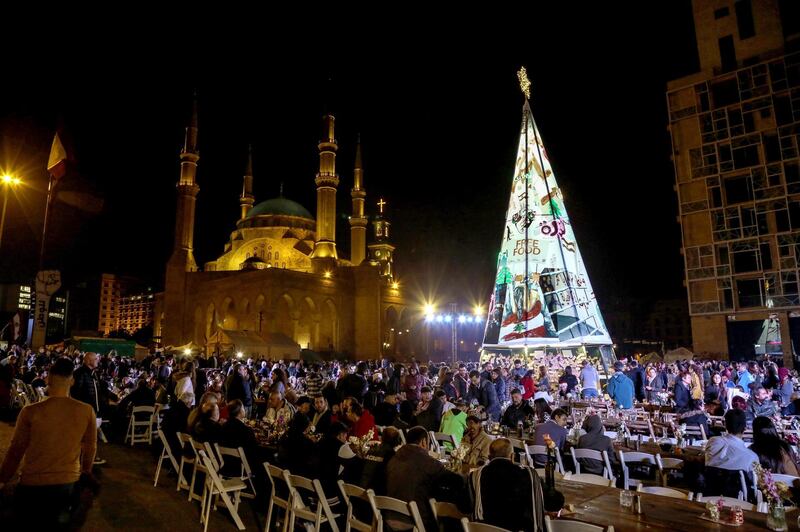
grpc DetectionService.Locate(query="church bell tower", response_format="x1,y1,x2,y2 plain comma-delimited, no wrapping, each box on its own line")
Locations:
368,198,395,281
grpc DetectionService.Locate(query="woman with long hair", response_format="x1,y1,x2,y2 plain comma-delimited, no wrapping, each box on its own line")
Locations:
704,372,727,415
270,367,287,396
533,397,552,424
750,416,800,476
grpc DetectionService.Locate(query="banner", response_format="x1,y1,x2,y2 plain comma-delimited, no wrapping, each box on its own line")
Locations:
483,102,611,348
31,270,61,349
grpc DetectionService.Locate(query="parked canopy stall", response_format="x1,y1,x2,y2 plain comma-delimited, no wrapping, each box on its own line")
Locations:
206,329,300,360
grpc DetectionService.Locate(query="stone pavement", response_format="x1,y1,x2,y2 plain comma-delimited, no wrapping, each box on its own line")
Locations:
0,418,266,531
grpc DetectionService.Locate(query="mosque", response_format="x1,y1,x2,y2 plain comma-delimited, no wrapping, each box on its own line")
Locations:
154,101,408,359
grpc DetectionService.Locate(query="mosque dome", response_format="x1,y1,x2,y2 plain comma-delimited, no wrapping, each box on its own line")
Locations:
246,198,314,220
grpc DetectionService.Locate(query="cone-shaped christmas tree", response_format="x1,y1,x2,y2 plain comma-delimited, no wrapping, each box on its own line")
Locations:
483,70,612,349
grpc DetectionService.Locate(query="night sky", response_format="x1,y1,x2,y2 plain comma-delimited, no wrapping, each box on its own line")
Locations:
0,4,699,314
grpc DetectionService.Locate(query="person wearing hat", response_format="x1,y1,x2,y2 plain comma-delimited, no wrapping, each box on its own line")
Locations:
607,361,635,409
439,398,469,448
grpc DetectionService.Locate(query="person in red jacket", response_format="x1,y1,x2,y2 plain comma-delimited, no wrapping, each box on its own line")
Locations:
520,369,537,400
347,402,379,440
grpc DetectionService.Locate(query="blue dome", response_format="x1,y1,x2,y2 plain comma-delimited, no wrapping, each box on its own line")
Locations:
247,198,313,220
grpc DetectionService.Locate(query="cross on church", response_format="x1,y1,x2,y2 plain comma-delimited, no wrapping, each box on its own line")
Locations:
377,198,386,214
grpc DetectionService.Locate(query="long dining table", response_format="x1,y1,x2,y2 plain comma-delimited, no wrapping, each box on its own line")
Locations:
556,479,777,531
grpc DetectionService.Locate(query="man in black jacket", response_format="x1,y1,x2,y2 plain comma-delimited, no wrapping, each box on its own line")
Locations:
626,360,646,402
501,388,535,428
227,363,254,417
219,399,259,476
338,362,369,404
71,352,106,465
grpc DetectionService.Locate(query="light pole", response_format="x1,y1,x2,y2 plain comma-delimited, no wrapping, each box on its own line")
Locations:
0,174,22,253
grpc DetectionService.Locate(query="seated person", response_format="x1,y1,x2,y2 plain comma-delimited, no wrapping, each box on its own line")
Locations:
576,414,618,476
501,388,535,428
704,409,758,500
360,426,403,494
373,393,400,427
316,421,359,495
746,386,779,425
439,399,469,448
750,416,800,477
190,402,222,443
531,408,568,466
218,399,259,475
468,438,551,531
462,415,492,467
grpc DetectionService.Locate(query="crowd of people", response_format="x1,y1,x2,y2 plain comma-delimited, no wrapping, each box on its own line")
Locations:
1,344,800,529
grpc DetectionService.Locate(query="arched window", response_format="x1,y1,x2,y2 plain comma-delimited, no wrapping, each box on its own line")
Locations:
267,252,272,261
275,252,279,260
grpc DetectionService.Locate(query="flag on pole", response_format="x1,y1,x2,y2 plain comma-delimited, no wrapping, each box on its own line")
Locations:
47,133,67,182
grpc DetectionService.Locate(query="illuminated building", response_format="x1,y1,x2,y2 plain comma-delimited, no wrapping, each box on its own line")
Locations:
117,291,155,334
668,0,800,362
156,101,407,358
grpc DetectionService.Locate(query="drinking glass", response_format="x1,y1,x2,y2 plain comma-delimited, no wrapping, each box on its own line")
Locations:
619,490,634,509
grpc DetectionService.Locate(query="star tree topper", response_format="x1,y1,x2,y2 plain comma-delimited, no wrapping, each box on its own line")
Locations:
517,67,531,100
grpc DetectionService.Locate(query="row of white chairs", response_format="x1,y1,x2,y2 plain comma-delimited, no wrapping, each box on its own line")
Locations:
124,403,166,446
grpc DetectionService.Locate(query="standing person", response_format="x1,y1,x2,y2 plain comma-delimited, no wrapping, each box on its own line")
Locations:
0,357,97,530
536,365,550,395
606,361,635,409
644,366,666,403
579,360,599,399
558,366,579,397
454,364,469,399
70,353,106,465
491,368,508,405
625,360,646,402
777,367,794,407
520,369,537,400
469,370,501,422
226,363,253,418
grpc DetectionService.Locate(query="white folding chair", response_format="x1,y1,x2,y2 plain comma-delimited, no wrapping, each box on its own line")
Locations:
429,430,443,456
561,472,614,487
187,437,209,503
655,455,684,486
150,403,164,435
636,485,692,500
215,444,257,498
617,450,660,489
264,463,291,532
431,497,469,530
368,492,425,532
570,448,614,480
198,450,246,532
125,405,155,446
525,444,565,475
176,432,195,493
460,517,511,531
432,432,457,454
338,480,376,532
544,515,615,531
283,472,340,532
398,429,407,445
154,429,185,488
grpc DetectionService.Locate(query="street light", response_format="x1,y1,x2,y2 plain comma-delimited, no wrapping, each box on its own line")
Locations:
0,174,22,253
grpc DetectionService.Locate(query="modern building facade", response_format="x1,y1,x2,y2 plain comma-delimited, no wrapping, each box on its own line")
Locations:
668,0,800,363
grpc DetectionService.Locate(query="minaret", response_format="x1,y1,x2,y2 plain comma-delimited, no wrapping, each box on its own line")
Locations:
349,135,367,265
170,96,200,272
240,144,255,219
163,94,200,346
311,113,339,261
368,198,396,281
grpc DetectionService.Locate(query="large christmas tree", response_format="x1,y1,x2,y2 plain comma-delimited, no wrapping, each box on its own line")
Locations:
483,69,612,350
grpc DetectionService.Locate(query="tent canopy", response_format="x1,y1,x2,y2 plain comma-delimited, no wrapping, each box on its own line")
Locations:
664,347,694,362
206,329,300,360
